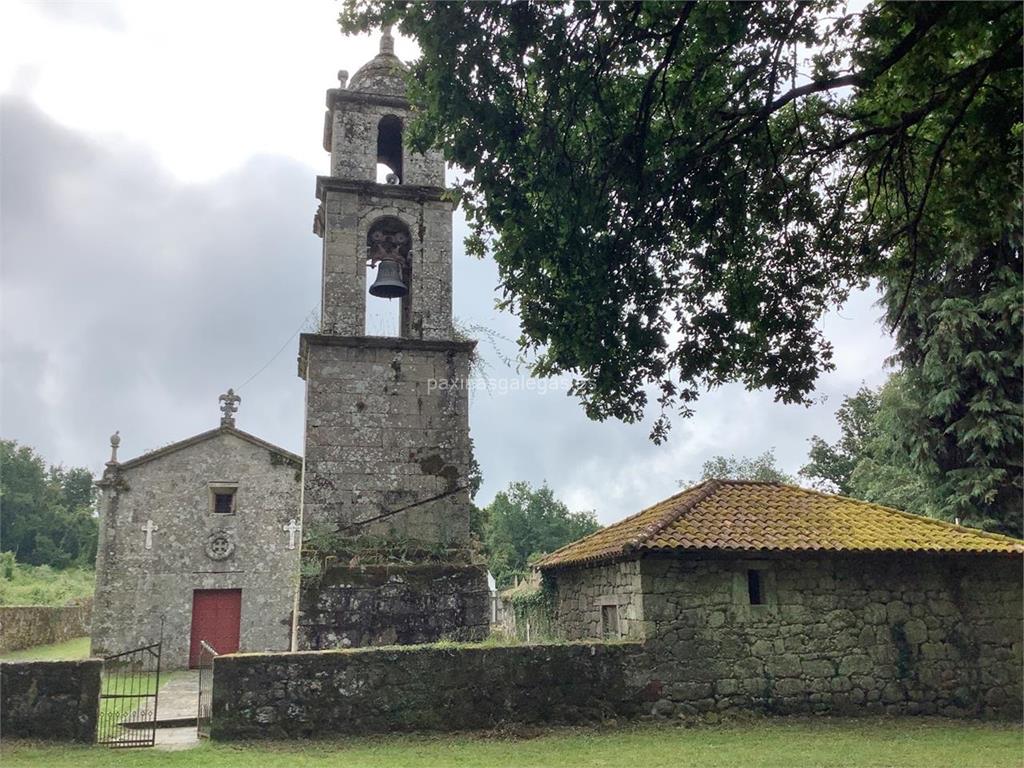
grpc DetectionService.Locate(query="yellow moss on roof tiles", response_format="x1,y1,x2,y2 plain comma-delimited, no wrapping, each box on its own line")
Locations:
537,480,1024,568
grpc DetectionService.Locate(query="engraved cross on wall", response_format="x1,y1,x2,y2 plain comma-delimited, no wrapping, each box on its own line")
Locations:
142,519,159,550
283,518,300,550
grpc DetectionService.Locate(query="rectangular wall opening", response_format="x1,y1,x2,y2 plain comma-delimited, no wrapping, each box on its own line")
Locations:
747,569,764,605
601,604,620,639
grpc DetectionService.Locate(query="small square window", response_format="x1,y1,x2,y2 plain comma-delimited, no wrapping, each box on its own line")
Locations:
747,569,764,605
208,484,238,515
601,604,620,639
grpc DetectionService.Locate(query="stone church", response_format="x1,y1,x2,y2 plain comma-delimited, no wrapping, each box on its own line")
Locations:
92,31,489,667
91,397,302,669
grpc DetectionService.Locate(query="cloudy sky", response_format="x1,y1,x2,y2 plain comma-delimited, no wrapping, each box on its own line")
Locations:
0,1,894,524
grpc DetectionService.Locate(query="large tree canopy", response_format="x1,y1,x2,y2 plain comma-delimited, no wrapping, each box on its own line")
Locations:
341,1,1021,438
482,481,600,587
691,449,794,486
803,376,1020,536
0,440,98,568
340,2,1021,531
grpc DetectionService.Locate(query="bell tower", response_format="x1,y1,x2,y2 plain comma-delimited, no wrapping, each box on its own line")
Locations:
295,30,488,649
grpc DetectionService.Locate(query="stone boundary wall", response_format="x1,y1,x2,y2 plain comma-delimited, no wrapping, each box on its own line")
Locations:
0,659,101,742
211,642,645,739
0,600,92,653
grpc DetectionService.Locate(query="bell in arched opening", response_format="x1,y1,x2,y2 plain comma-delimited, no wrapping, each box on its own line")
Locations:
369,258,408,299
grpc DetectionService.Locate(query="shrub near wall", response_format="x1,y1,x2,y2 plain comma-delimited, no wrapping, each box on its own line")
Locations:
0,600,92,653
0,659,101,742
211,641,645,740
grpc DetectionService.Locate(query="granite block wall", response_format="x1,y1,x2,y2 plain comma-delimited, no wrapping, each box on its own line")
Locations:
0,659,101,742
549,552,1023,719
0,601,92,653
299,335,475,545
296,563,490,650
550,560,647,641
210,641,645,739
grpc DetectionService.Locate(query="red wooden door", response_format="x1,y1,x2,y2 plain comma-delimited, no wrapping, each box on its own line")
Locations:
189,589,241,667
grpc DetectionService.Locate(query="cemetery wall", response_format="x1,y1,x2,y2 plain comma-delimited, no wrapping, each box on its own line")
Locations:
0,659,101,742
0,600,92,653
210,641,645,739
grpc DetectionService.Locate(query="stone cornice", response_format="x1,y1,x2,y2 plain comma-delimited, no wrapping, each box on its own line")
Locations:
298,333,476,378
326,88,411,111
315,176,449,204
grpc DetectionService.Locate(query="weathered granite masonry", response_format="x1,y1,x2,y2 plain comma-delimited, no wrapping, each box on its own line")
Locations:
0,601,92,653
1,659,101,742
552,561,647,641
299,335,475,543
297,35,489,649
548,552,1023,719
298,563,489,648
92,428,302,668
210,642,645,739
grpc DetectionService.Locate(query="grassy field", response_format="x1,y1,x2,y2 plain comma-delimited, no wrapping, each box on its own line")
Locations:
2,719,1021,768
0,562,94,606
0,635,91,661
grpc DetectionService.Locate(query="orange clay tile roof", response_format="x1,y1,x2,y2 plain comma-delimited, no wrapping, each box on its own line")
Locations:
536,480,1024,569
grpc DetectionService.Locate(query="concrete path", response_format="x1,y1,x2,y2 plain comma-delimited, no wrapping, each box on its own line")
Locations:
154,670,201,749
156,670,200,724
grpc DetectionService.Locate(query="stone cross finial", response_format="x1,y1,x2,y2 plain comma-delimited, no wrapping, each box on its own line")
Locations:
380,25,394,55
218,388,241,427
283,518,301,550
107,431,121,466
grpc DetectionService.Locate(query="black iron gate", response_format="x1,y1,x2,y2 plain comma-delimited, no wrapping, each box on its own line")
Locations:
196,641,218,738
97,642,161,747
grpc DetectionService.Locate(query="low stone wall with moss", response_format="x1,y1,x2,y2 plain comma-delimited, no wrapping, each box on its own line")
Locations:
0,601,92,653
0,659,101,742
210,641,646,739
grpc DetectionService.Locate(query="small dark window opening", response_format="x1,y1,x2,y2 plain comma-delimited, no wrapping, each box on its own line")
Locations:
214,492,235,514
747,569,764,605
601,604,620,638
376,115,403,183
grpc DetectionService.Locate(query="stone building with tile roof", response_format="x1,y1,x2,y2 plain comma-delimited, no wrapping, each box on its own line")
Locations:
538,480,1023,718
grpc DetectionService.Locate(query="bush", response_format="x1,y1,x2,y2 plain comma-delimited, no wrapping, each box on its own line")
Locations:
0,556,95,606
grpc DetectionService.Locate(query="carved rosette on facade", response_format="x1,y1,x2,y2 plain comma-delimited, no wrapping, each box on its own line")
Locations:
205,530,235,561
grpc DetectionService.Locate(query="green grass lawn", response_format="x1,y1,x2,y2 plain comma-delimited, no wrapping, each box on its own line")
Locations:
2,719,1021,768
0,635,91,661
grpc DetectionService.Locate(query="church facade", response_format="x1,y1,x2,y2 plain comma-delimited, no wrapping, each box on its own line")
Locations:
91,399,302,669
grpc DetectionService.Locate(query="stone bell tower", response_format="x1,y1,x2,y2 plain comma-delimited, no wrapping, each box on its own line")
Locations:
295,30,489,649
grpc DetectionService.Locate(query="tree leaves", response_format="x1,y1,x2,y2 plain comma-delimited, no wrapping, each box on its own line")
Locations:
341,2,1019,445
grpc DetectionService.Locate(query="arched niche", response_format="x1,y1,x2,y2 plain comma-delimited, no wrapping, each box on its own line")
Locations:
376,115,404,183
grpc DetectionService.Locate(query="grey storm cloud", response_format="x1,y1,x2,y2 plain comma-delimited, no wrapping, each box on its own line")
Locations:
1,97,894,525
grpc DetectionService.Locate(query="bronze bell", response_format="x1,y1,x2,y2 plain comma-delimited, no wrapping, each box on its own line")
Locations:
368,259,408,299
